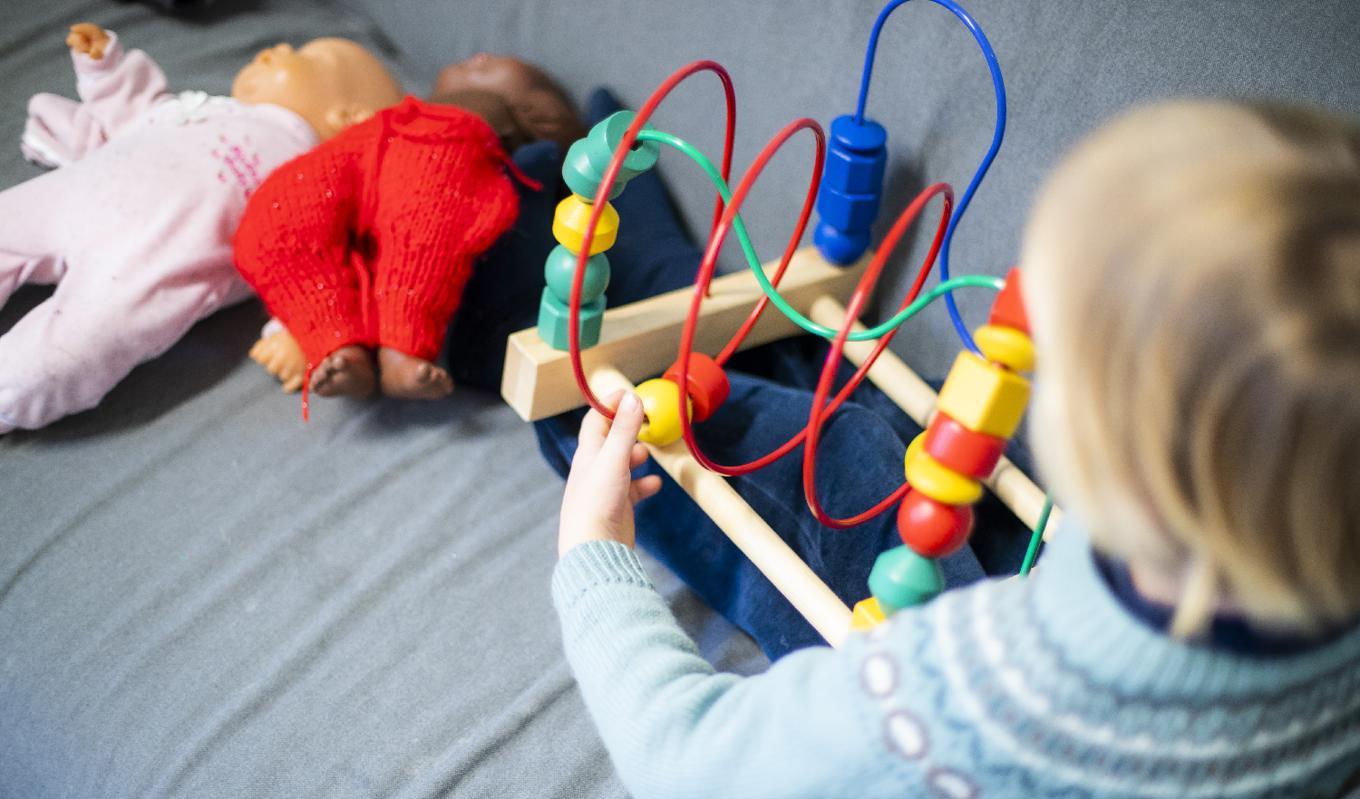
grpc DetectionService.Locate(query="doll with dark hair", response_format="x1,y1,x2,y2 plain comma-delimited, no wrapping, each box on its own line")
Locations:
242,53,586,399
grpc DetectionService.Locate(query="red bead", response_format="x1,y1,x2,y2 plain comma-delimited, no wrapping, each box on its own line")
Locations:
663,352,730,422
923,412,1007,478
988,267,1030,335
896,490,974,558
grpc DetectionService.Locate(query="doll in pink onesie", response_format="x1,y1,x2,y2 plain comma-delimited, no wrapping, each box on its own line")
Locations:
0,23,403,433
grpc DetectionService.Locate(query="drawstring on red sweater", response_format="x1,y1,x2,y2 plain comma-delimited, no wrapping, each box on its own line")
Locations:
502,155,543,192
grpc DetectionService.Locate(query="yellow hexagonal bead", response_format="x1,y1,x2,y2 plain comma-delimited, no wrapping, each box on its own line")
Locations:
634,378,691,447
973,324,1036,373
935,351,1031,438
850,596,888,631
553,194,620,256
903,434,984,506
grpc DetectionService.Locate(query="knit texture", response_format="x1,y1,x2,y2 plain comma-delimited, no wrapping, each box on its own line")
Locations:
552,527,1360,799
233,96,520,364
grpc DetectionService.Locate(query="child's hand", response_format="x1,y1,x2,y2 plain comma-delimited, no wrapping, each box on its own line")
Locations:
66,23,110,60
558,391,664,558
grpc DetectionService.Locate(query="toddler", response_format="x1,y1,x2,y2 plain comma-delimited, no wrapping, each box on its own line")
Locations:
551,100,1360,798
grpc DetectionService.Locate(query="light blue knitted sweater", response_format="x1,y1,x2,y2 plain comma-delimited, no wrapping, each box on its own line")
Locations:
551,523,1360,799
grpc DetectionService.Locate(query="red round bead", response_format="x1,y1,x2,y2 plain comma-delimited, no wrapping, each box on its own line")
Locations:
896,489,974,558
663,352,730,422
923,412,1007,478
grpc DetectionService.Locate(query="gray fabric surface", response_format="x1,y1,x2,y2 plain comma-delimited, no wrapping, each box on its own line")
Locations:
5,0,1360,796
0,2,760,797
348,0,1360,376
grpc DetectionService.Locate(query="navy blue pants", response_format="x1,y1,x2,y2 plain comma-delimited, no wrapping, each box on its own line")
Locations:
533,334,1034,659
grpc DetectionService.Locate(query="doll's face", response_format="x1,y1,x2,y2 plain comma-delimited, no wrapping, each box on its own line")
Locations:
232,38,403,141
433,53,583,150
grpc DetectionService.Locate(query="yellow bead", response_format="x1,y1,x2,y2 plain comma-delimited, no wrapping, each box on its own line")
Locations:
634,378,690,446
973,324,1036,373
935,351,1031,438
904,434,983,505
850,597,888,631
553,194,620,256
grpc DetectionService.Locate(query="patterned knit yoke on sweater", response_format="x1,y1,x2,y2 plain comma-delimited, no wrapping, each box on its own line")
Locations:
234,95,521,365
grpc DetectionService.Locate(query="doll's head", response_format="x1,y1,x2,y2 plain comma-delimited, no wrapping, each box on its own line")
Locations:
232,38,403,141
1021,99,1360,635
432,53,585,151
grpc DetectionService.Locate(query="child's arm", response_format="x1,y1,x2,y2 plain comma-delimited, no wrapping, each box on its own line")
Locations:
22,24,171,167
553,395,894,799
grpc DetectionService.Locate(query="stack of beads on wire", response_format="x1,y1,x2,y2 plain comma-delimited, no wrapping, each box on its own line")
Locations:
539,111,660,350
851,269,1034,630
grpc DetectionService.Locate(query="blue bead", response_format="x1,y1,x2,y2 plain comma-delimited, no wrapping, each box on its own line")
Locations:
814,115,887,265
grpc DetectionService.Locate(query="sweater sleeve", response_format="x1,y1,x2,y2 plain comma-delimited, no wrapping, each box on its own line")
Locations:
21,31,170,166
552,541,898,799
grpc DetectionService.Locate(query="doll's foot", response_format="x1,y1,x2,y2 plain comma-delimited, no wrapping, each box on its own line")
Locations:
378,347,454,400
311,346,377,398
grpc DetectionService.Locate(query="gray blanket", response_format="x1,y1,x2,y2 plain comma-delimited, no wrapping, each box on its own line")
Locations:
3,0,1358,796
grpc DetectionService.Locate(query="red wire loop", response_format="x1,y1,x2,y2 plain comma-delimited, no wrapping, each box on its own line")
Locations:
568,60,737,420
566,59,956,529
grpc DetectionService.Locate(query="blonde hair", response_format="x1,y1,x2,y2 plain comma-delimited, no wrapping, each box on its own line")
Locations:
1021,100,1360,636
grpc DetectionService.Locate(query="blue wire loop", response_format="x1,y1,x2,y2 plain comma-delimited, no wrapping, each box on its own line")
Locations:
854,0,1007,353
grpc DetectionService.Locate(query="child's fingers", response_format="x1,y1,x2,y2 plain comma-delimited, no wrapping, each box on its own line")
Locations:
629,475,663,505
600,392,645,464
629,442,649,469
577,390,626,458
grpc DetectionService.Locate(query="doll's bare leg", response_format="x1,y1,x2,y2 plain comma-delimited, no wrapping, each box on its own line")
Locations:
311,345,377,398
377,347,453,400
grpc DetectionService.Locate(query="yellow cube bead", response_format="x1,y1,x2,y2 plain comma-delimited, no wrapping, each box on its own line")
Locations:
553,194,620,256
935,351,1031,438
634,378,691,447
851,597,888,631
973,324,1036,373
903,434,983,506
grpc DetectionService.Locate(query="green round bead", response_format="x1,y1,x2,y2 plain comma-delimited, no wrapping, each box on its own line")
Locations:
544,245,610,303
562,110,661,200
868,545,944,612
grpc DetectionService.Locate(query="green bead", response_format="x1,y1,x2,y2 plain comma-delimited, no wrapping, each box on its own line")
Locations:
868,545,944,612
562,110,661,200
544,245,610,303
538,287,605,351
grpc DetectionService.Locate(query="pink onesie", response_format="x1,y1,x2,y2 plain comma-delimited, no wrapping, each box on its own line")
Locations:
0,32,316,433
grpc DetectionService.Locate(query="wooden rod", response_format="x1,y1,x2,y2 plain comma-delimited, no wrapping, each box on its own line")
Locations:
589,365,853,648
808,295,1061,538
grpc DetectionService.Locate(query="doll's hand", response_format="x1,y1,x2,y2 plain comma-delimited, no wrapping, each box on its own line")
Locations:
558,391,663,558
249,328,307,393
66,23,110,60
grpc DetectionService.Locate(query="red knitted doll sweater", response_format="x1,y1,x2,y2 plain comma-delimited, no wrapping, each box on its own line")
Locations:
234,96,520,365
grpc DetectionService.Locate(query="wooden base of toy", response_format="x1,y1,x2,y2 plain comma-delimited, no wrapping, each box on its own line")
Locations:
591,364,854,647
502,247,1058,646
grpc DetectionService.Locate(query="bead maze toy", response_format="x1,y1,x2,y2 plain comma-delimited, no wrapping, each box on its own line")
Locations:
501,0,1058,647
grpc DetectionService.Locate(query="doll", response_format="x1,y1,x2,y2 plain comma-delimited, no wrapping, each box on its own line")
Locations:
244,54,585,397
0,23,403,433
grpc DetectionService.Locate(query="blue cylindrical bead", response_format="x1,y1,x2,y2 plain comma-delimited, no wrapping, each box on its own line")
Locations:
814,115,887,265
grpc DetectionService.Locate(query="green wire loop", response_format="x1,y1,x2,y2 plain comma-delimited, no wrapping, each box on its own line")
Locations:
1019,494,1053,577
634,129,1004,341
